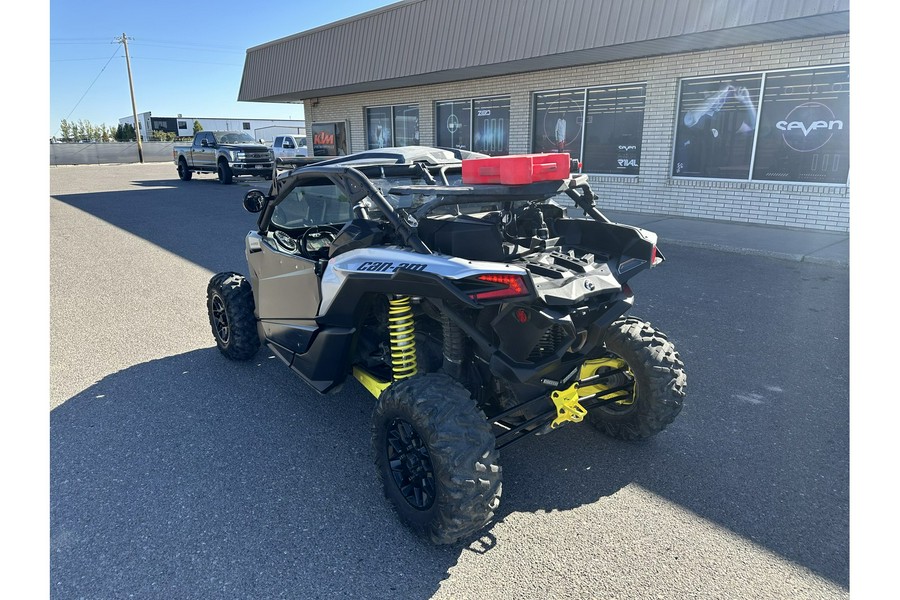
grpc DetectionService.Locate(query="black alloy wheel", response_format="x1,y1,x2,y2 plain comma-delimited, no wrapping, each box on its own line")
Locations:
210,294,230,345
385,418,436,510
371,373,501,544
206,272,260,360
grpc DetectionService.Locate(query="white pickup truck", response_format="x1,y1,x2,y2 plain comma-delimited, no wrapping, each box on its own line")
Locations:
272,135,308,165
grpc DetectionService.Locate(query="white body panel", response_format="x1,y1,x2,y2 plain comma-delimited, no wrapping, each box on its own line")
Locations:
319,246,526,314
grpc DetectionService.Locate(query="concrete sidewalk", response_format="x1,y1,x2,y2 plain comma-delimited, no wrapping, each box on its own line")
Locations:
603,210,849,268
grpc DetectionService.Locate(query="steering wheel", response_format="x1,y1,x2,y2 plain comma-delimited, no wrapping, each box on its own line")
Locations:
300,225,341,259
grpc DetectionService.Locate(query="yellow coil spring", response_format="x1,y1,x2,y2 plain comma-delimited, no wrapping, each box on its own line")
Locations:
388,295,417,381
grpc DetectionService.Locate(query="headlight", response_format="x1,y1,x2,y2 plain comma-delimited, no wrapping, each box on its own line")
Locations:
236,152,246,160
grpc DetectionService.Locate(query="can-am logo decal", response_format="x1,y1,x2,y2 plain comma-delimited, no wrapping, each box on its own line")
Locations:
776,102,844,152
357,261,427,273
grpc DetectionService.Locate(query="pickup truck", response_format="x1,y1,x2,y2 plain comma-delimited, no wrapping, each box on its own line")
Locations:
174,131,274,184
272,134,308,165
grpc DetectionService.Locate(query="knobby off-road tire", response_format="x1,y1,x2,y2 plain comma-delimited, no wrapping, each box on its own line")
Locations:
372,373,502,545
206,272,260,360
217,160,233,185
177,158,192,181
587,316,686,441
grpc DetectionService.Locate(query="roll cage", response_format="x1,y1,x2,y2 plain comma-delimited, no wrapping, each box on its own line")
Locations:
261,153,615,259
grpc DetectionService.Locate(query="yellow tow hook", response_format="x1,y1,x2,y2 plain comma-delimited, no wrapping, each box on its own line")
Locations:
550,384,588,429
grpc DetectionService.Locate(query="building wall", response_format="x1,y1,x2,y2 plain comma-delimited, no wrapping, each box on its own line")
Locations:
118,114,305,144
306,34,849,232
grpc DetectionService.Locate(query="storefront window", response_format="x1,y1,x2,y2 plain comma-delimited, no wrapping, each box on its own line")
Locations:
435,96,510,155
532,89,585,161
752,66,849,184
583,84,646,175
672,74,763,179
672,66,849,184
366,106,393,149
435,100,472,151
533,85,647,174
366,105,419,149
311,122,348,156
392,104,420,146
473,97,509,155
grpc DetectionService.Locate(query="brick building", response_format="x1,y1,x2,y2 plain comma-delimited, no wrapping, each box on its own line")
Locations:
238,0,850,232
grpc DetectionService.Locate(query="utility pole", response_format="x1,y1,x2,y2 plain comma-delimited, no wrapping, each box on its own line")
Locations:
116,33,144,163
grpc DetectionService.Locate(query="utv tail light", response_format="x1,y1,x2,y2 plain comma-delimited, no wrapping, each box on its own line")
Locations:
467,273,530,301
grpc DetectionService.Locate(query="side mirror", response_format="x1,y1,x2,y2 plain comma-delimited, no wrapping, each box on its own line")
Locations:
243,189,266,213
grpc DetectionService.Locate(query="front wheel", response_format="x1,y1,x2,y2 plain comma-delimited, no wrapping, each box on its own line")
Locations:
586,317,686,441
217,160,233,184
372,374,502,544
206,272,260,360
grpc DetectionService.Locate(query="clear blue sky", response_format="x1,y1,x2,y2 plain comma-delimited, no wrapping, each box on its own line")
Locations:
48,0,401,137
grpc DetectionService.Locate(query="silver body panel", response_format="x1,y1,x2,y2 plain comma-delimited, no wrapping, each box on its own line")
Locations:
320,246,527,315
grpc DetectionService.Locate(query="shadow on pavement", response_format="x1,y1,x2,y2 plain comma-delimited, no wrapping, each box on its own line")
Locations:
52,178,270,276
51,348,463,599
51,334,848,598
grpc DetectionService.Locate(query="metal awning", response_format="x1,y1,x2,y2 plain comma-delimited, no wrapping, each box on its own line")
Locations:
238,0,849,103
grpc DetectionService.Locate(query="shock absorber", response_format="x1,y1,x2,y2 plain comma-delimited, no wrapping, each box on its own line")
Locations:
388,295,417,381
440,313,465,380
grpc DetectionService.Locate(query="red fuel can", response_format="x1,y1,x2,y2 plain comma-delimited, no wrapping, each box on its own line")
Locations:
462,153,571,185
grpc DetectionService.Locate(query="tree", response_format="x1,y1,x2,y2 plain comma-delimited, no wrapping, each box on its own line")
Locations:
76,119,91,142
59,120,72,143
116,123,136,142
193,120,203,134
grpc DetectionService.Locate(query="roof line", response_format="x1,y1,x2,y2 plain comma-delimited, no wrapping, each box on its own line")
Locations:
245,0,420,53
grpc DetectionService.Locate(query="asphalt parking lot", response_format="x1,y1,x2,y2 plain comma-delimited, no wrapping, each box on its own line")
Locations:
49,162,849,599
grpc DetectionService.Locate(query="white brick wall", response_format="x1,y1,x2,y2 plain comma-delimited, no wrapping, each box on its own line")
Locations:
307,35,850,232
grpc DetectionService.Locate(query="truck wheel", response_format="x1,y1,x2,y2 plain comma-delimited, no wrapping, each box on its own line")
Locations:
372,373,502,544
206,272,259,360
217,160,233,185
586,317,686,441
177,158,192,181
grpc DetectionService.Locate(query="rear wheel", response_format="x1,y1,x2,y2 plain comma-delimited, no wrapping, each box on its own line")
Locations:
586,317,686,440
177,158,192,181
372,373,502,544
206,272,259,360
217,160,233,184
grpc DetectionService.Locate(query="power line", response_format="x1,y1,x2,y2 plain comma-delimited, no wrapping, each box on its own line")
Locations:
129,37,244,53
62,44,121,124
128,55,243,67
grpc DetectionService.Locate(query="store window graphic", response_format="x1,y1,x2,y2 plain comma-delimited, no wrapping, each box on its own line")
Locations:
673,75,762,179
393,104,420,147
583,84,646,175
367,106,393,149
532,90,585,160
311,122,348,156
436,97,509,156
473,98,509,155
752,66,849,184
672,66,849,184
436,100,472,151
532,86,647,174
366,105,420,149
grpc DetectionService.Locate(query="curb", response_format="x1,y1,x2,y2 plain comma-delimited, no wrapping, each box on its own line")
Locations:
659,238,849,269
